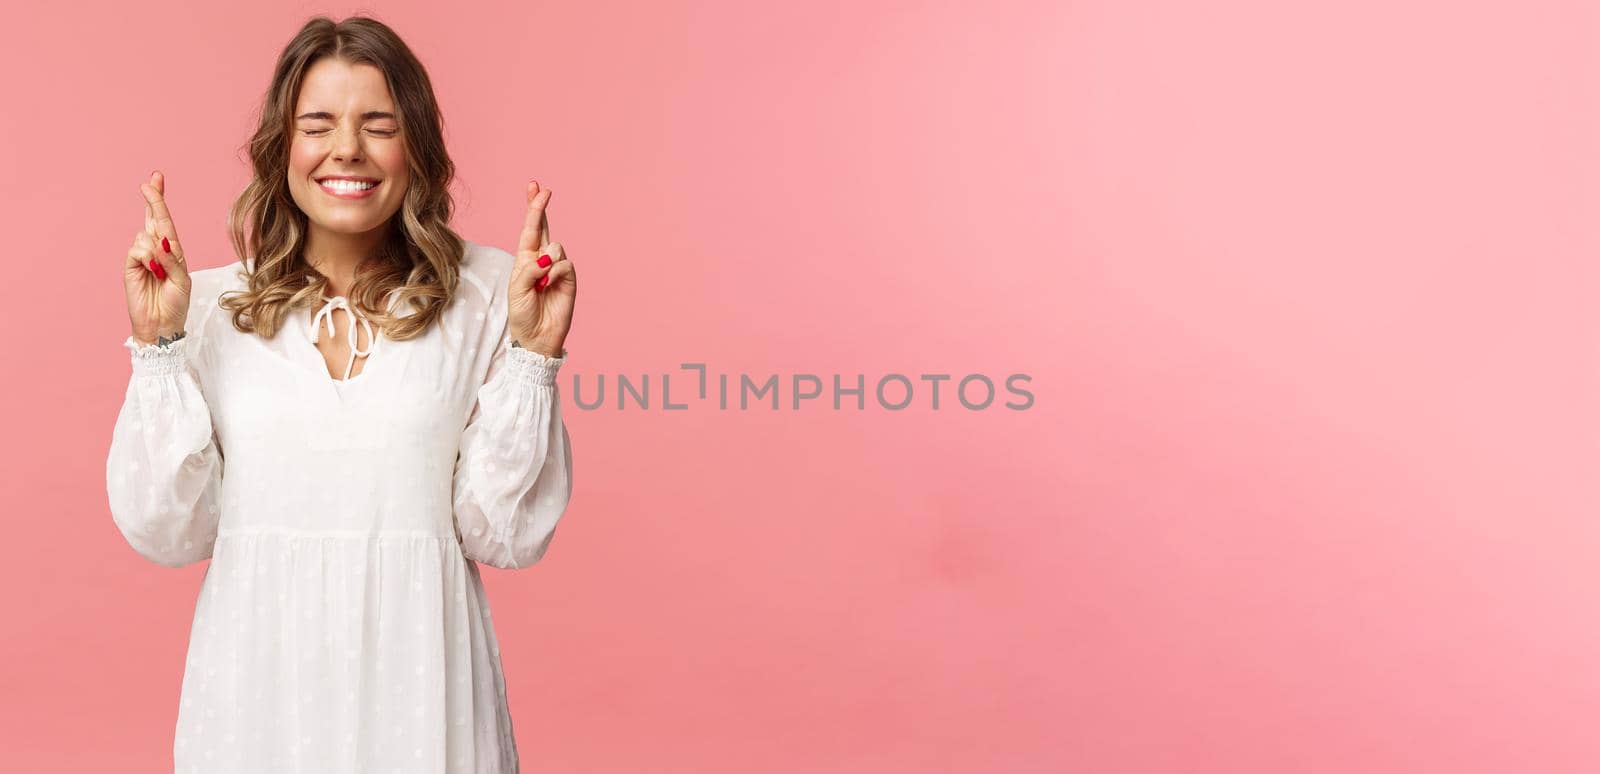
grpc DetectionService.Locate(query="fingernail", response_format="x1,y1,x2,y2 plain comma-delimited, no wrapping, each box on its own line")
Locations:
161,237,171,254
149,259,166,280
537,255,552,268
536,276,548,291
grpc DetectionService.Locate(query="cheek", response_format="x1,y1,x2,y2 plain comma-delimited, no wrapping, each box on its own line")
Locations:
376,146,409,181
287,141,321,176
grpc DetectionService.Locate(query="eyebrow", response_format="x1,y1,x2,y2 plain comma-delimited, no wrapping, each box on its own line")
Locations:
295,111,398,121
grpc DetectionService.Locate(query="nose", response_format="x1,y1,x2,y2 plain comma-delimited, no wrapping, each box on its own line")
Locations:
331,122,363,163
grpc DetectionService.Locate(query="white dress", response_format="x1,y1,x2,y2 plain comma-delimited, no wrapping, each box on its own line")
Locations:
105,238,573,773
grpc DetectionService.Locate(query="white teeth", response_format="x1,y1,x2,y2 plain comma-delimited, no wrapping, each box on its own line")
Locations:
319,179,376,191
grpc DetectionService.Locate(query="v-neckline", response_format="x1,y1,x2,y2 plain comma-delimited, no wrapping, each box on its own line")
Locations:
297,296,385,392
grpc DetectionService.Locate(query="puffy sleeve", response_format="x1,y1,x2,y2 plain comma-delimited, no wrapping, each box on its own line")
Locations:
451,326,574,570
105,294,224,568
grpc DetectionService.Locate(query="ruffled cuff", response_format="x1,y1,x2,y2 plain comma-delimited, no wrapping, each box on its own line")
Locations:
124,334,189,377
504,337,566,387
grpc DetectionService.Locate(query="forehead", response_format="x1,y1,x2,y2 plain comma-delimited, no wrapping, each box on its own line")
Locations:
295,58,395,112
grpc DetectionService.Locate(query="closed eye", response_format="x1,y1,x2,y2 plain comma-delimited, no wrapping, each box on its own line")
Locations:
299,128,399,136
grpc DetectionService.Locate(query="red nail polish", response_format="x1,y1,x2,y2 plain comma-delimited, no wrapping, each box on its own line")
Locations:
536,276,547,290
149,259,166,280
537,255,552,268
162,236,171,254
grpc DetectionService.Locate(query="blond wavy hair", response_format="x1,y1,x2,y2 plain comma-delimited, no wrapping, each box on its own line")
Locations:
218,15,463,341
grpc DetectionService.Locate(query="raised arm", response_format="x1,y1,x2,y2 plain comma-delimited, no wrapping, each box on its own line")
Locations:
451,180,578,569
106,171,223,567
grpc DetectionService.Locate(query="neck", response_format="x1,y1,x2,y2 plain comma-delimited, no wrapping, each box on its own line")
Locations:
305,222,388,297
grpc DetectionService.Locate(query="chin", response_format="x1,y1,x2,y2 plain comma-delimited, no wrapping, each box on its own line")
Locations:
313,211,392,234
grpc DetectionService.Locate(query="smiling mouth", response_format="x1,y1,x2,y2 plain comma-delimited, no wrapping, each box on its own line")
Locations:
314,177,382,200
316,178,380,193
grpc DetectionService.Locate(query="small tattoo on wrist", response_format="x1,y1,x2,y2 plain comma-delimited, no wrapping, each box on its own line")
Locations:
510,338,560,357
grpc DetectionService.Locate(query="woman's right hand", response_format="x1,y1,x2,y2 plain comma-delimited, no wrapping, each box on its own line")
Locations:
124,171,194,346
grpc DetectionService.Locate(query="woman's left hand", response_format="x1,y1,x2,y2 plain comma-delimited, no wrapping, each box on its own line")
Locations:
507,180,576,357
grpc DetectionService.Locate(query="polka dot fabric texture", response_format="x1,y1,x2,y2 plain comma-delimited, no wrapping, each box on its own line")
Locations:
105,239,573,773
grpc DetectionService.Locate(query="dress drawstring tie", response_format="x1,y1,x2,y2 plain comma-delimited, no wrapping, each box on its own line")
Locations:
309,295,376,381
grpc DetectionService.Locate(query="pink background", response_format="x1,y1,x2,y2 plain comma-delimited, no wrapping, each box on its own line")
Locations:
3,1,1599,771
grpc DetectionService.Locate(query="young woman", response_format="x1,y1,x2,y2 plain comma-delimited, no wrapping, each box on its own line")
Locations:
106,15,577,772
